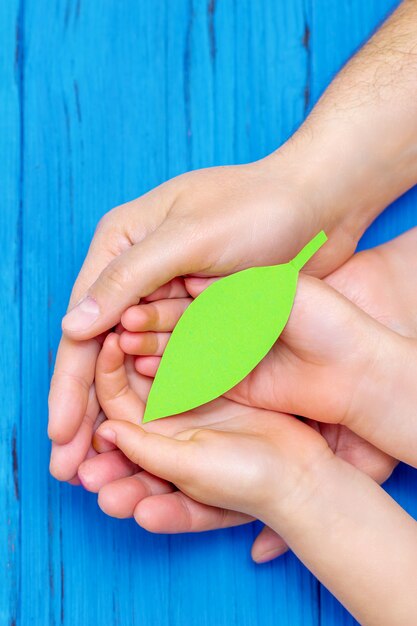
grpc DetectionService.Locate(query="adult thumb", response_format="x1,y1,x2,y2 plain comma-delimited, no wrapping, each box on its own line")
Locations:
62,225,200,340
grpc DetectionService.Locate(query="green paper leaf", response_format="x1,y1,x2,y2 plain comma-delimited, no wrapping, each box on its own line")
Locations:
143,231,327,422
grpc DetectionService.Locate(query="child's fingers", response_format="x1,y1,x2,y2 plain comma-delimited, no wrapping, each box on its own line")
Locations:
142,277,189,302
134,356,161,378
134,491,252,533
96,420,192,484
95,333,145,422
184,276,219,298
121,298,191,332
98,471,174,519
251,526,289,563
78,449,137,493
119,331,170,356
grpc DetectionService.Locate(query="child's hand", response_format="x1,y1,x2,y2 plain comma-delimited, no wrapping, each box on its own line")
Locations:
64,231,417,561
93,332,332,522
94,333,417,626
121,229,417,468
77,304,394,562
51,230,417,562
124,273,417,466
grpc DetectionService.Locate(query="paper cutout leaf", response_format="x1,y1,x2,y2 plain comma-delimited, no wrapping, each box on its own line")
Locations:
143,231,327,422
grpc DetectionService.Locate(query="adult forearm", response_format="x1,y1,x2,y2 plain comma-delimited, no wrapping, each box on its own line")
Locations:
279,0,417,240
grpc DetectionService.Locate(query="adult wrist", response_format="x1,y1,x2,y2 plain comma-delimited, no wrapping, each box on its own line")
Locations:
272,109,417,246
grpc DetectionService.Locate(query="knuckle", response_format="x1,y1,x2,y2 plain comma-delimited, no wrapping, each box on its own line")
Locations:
181,427,215,444
102,261,132,293
94,209,133,256
94,211,114,236
50,370,90,395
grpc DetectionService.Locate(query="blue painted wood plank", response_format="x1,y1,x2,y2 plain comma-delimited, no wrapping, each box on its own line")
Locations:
17,1,318,624
19,0,62,616
308,2,417,624
0,2,21,624
6,0,417,624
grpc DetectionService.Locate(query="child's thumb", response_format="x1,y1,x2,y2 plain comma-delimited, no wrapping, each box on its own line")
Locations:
96,420,190,484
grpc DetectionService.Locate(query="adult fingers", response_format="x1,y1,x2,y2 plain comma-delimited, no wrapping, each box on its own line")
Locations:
67,188,172,307
251,525,289,563
134,491,252,533
49,388,100,481
68,477,82,486
98,471,252,532
48,221,134,445
48,337,100,443
48,189,168,445
78,449,137,493
308,421,397,485
98,471,174,518
62,223,207,340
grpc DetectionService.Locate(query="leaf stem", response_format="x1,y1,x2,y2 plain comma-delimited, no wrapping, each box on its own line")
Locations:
290,230,328,271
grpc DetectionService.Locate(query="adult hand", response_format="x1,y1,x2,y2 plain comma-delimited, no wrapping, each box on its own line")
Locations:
49,0,417,480
48,153,357,477
77,228,417,562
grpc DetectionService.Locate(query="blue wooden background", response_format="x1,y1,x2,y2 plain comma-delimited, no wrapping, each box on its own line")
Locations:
2,1,417,624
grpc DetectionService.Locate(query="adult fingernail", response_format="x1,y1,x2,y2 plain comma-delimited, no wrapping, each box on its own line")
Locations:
62,296,100,332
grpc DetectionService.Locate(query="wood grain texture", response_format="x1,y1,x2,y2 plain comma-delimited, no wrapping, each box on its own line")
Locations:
1,0,415,624
0,2,21,624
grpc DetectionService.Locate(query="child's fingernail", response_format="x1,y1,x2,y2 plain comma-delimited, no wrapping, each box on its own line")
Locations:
99,427,116,444
62,296,100,332
252,548,282,564
253,554,271,564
